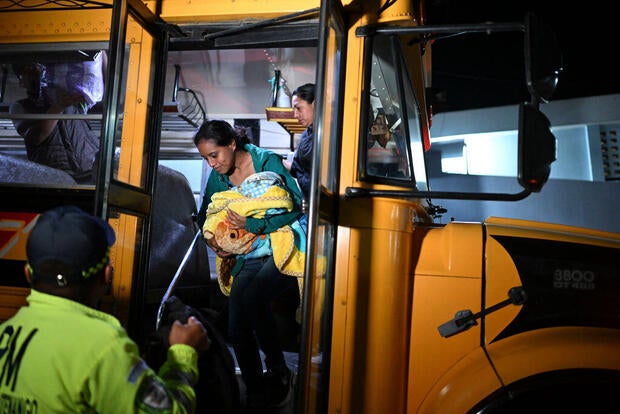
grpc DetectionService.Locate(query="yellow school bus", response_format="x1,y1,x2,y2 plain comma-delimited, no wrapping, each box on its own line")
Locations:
1,1,619,413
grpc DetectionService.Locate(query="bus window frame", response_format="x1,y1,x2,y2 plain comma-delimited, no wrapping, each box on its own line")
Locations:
99,0,171,338
296,0,346,412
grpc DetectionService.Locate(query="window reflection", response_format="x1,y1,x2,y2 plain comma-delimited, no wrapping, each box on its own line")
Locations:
367,110,409,177
113,14,156,190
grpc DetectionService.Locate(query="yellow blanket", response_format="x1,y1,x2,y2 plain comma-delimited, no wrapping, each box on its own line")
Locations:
203,174,314,297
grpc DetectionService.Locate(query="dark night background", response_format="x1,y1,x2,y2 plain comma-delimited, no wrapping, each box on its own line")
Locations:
425,0,619,112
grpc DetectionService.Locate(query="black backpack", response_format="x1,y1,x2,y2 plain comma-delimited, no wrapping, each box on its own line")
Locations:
145,295,241,414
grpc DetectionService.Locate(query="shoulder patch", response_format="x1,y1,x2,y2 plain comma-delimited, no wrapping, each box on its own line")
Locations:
136,376,173,411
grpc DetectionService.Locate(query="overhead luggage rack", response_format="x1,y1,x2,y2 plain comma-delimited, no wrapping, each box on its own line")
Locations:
265,106,305,152
265,107,305,135
264,69,304,151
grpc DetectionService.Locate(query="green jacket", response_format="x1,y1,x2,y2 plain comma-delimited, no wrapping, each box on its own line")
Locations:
0,289,199,413
196,144,304,275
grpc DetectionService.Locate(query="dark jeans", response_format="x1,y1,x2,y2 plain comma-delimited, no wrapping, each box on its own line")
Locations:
228,255,297,391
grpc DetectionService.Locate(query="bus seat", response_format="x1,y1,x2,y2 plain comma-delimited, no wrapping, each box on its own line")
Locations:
0,153,77,185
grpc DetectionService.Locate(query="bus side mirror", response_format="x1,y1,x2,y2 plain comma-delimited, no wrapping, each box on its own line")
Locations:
520,14,560,192
524,13,563,104
518,102,556,192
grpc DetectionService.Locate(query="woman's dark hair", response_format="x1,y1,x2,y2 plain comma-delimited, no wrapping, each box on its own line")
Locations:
292,83,315,105
193,119,251,149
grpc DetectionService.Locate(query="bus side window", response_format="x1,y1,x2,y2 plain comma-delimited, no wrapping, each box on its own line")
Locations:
3,50,106,186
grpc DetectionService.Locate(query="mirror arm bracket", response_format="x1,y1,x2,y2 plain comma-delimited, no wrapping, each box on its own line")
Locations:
345,186,532,202
355,21,524,38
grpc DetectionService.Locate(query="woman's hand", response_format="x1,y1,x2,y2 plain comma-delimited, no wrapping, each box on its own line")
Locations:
225,209,246,229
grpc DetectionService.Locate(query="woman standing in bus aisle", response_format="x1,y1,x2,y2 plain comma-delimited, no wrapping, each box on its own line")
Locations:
193,119,303,410
283,83,315,206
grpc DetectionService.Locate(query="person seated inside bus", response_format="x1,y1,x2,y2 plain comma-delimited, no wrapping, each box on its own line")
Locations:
367,111,405,177
9,52,106,184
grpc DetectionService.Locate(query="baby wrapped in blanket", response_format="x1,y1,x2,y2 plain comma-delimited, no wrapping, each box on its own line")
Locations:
203,171,309,295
